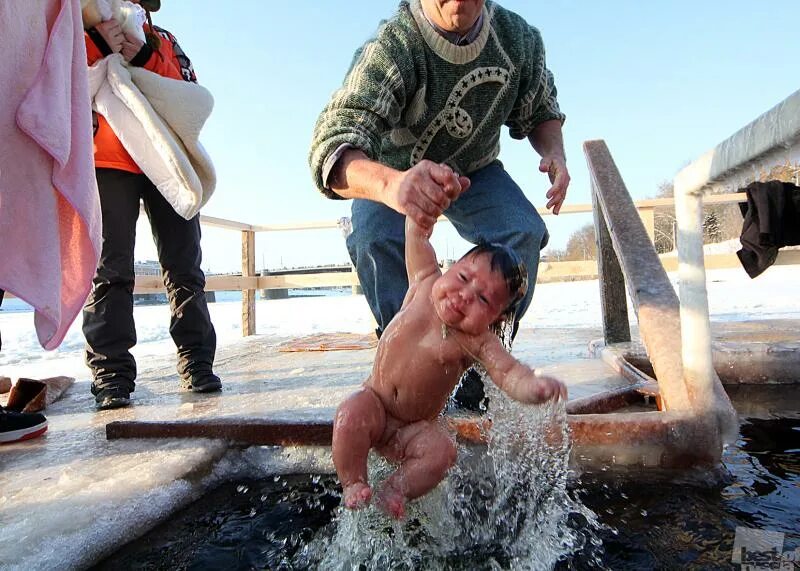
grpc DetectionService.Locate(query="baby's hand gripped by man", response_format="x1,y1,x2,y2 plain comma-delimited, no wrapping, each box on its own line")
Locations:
385,160,470,230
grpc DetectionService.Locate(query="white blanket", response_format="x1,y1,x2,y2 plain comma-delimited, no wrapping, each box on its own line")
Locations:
88,54,216,220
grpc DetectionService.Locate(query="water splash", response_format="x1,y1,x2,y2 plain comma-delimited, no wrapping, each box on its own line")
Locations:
297,372,599,569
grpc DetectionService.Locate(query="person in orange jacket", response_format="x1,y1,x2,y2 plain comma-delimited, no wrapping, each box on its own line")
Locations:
82,0,221,410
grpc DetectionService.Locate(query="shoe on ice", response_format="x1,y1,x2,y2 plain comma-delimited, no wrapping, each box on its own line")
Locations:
182,372,222,393
95,386,131,410
0,405,48,444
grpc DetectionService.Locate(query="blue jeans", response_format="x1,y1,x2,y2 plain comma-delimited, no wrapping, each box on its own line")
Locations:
346,161,549,334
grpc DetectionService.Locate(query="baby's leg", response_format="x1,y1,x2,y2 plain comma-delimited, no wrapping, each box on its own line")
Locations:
332,387,386,510
376,420,457,519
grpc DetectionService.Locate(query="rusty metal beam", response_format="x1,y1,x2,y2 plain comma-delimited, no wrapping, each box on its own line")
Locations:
106,408,718,469
106,418,332,446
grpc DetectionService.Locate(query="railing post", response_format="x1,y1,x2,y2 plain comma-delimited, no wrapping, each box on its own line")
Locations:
591,183,630,344
241,230,256,336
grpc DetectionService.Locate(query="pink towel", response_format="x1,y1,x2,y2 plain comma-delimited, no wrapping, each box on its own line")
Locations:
0,0,101,350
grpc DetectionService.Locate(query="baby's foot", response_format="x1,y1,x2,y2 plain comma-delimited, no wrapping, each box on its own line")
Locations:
343,482,372,509
376,487,406,520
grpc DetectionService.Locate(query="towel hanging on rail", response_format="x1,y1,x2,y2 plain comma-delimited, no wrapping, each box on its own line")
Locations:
736,180,800,278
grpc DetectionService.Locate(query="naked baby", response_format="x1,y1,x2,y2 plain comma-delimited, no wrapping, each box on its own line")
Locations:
332,216,567,519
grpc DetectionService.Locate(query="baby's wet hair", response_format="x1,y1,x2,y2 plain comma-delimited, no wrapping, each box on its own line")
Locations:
460,241,529,313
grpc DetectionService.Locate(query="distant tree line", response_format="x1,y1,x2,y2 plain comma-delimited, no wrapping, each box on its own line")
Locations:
545,162,799,261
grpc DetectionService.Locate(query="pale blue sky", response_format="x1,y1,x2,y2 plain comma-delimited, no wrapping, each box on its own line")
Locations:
135,1,800,272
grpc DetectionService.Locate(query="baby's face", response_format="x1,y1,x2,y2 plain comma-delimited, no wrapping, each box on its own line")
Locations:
432,253,510,336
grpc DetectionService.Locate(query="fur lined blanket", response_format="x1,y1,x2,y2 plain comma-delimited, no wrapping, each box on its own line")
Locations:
88,54,216,219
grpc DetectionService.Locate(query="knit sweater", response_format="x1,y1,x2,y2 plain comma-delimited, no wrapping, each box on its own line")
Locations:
309,0,565,198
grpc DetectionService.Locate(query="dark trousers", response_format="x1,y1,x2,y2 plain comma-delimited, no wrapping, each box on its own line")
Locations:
82,169,216,394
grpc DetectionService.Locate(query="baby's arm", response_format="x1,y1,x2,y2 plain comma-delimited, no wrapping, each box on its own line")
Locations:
472,333,567,404
405,217,441,285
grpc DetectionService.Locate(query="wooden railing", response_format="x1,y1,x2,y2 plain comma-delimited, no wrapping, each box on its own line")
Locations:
130,191,800,337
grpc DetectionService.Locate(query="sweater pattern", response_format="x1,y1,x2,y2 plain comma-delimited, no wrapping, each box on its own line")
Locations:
309,0,564,197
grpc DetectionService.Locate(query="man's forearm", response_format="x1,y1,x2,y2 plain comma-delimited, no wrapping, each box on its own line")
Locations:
527,119,566,160
329,149,397,203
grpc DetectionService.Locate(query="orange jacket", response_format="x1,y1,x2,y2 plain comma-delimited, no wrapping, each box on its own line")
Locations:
85,24,197,174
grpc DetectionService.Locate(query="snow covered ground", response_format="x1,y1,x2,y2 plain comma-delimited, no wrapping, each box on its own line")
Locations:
1,265,797,382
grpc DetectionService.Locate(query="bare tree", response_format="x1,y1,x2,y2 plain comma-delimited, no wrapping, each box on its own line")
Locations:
651,179,742,252
564,223,596,261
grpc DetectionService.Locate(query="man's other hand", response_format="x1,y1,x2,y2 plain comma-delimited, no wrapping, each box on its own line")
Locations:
540,156,569,215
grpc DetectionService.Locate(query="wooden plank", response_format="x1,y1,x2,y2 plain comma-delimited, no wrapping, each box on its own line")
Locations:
660,249,800,272
135,275,258,293
591,185,630,344
242,230,256,336
537,259,597,278
258,272,360,289
251,220,341,232
138,204,253,231
770,249,800,266
626,192,747,209
198,214,253,232
584,139,692,411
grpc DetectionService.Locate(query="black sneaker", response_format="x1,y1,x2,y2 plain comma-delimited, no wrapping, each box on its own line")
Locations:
95,386,132,410
183,372,222,393
0,405,48,444
450,368,488,413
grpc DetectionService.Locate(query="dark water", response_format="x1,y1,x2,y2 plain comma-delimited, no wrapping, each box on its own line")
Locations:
561,415,800,569
93,474,341,571
94,387,799,570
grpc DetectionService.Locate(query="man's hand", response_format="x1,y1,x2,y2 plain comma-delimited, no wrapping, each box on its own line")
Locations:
528,119,569,215
384,160,470,230
539,155,569,215
95,20,125,54
120,32,145,62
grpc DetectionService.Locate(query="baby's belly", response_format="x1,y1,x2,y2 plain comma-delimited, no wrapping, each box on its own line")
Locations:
373,376,454,423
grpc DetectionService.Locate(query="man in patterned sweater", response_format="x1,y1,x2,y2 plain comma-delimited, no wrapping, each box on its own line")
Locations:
309,0,569,410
